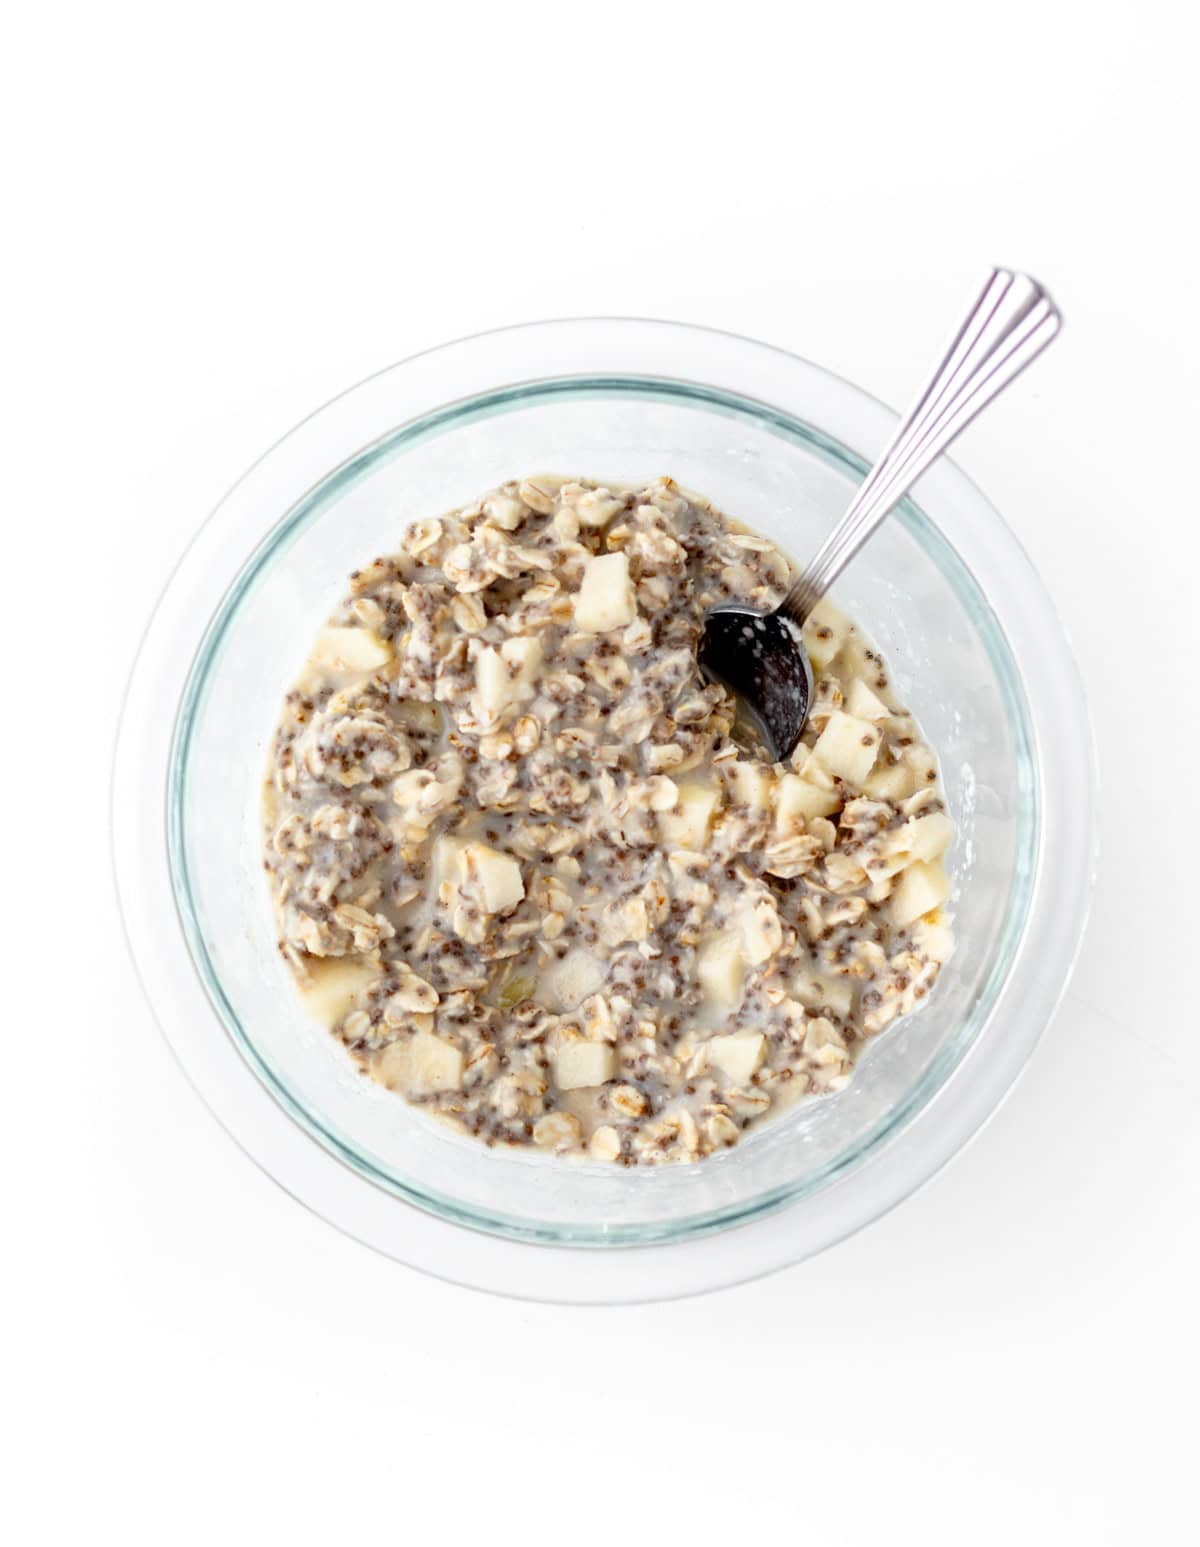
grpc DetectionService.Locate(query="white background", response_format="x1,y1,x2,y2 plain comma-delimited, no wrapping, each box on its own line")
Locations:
5,2,1198,1542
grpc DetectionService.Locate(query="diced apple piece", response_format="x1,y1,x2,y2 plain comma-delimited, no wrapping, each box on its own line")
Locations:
845,679,889,720
460,842,524,914
723,761,772,812
802,599,851,671
554,1041,616,1090
774,772,841,829
503,635,542,681
483,494,526,530
904,811,955,863
572,487,624,528
394,699,442,733
866,843,912,883
697,932,745,1008
376,1029,464,1094
299,957,379,1026
803,1017,845,1060
538,947,608,1012
475,647,511,716
798,751,837,791
641,777,679,812
707,1032,765,1085
432,835,465,888
310,626,392,674
835,636,874,686
475,636,543,717
793,970,854,1018
658,782,719,848
901,744,940,786
890,861,952,927
914,916,955,964
589,1125,622,1161
811,710,881,787
739,896,782,966
574,552,637,633
864,763,915,801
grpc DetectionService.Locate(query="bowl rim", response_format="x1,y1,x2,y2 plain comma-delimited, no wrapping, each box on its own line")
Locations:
112,316,1097,1301
170,373,1038,1244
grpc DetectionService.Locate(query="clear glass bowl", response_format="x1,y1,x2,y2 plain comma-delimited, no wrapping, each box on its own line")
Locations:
113,319,1095,1300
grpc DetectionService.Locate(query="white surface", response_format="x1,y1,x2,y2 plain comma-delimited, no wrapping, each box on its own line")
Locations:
5,2,1198,1542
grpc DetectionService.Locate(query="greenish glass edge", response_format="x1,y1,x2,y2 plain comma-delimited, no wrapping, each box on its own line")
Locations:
168,374,1040,1249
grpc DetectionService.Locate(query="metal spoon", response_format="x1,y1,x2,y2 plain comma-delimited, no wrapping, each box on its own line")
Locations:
698,267,1062,762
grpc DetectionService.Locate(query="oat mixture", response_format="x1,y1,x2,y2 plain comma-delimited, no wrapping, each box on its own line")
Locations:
263,476,955,1165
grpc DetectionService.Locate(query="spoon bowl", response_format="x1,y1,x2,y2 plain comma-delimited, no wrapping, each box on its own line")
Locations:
698,602,813,762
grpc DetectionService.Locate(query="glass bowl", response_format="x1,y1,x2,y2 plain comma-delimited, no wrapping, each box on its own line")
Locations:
113,318,1095,1301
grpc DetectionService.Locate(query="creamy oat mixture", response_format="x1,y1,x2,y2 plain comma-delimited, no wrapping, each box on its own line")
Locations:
263,476,955,1165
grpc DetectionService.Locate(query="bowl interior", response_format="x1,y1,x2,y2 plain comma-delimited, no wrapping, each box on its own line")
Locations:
170,378,1036,1245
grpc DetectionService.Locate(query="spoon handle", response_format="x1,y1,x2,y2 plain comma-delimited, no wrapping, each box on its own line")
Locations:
782,267,1062,624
